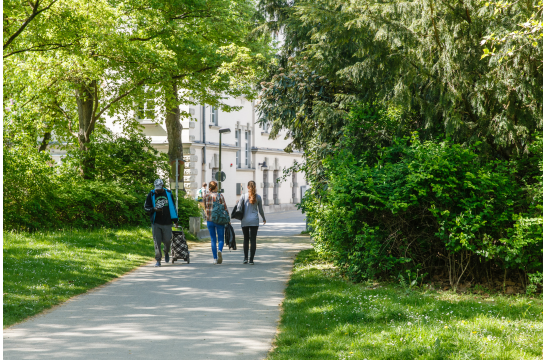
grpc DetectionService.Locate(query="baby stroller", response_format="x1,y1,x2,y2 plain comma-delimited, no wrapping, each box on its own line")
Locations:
171,226,190,263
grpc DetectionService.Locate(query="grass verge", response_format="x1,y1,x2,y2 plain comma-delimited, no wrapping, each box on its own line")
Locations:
3,226,204,328
268,249,543,360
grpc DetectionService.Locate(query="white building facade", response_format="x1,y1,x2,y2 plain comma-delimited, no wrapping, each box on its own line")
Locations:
137,96,306,211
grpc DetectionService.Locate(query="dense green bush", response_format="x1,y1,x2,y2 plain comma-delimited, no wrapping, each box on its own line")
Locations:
4,172,149,231
59,126,170,185
176,194,202,229
2,127,199,231
3,145,57,230
305,131,542,288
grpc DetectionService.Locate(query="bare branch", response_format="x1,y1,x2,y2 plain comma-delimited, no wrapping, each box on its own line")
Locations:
170,9,213,21
129,10,214,41
429,0,443,51
38,131,51,151
87,79,147,137
3,0,59,50
52,101,77,138
3,42,72,58
129,35,159,42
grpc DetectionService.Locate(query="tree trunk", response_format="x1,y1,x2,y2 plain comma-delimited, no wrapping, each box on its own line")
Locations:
76,80,96,179
38,131,51,152
164,81,185,188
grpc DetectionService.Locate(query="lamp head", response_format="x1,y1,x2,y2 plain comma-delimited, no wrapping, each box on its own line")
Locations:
219,128,231,134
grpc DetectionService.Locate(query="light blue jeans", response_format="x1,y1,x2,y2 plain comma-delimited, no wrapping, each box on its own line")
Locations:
207,221,225,260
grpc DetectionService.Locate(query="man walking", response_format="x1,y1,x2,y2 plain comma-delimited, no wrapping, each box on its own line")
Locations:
144,179,179,267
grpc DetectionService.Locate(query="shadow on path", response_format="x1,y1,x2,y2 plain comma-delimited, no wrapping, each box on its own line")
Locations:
4,237,311,360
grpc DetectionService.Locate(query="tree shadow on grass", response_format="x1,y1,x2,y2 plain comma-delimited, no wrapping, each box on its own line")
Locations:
3,228,154,327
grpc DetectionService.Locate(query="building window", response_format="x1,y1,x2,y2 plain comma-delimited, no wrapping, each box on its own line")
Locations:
246,131,251,166
262,120,269,133
210,106,218,126
273,170,280,205
136,87,155,121
235,130,240,168
292,171,297,201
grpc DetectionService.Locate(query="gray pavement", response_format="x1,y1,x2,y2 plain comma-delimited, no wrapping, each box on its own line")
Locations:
3,211,310,360
230,209,308,237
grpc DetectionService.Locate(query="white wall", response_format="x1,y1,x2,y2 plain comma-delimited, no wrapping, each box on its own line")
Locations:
98,94,305,208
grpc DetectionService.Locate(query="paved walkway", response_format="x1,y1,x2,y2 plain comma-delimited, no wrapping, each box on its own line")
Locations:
4,211,310,360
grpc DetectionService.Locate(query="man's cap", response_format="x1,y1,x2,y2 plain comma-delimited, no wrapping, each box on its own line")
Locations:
154,179,164,190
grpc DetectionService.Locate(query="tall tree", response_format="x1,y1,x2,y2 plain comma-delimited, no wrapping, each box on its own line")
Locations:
121,0,273,181
5,0,272,181
3,0,176,178
257,0,542,160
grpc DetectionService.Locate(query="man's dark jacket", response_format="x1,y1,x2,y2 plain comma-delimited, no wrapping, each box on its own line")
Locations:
144,189,179,225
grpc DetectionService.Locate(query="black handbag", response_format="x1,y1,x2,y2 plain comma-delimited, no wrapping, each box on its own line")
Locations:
231,194,245,221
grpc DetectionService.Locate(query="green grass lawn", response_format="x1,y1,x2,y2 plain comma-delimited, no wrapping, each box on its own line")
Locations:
3,226,191,328
268,249,543,360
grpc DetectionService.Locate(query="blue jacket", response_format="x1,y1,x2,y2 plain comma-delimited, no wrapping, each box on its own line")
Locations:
144,189,179,225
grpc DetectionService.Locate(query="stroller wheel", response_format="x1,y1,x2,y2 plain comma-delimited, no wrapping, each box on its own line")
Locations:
187,255,190,264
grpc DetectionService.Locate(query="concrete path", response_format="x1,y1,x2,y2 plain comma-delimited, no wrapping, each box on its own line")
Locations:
4,211,310,360
230,209,308,237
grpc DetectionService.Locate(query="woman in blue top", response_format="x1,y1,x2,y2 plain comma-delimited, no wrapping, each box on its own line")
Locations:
235,180,266,265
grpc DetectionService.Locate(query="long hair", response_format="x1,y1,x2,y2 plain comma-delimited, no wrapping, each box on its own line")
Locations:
209,181,218,192
247,180,257,204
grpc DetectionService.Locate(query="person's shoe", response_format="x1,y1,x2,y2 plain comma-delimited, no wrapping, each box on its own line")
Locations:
249,260,254,265
217,251,223,264
165,253,169,264
154,261,161,267
243,259,248,264
213,259,217,265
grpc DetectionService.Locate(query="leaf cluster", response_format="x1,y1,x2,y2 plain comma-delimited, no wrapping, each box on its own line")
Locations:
257,0,542,159
303,112,542,282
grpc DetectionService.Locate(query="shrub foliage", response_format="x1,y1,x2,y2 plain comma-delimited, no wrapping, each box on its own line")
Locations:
302,105,542,288
3,127,200,231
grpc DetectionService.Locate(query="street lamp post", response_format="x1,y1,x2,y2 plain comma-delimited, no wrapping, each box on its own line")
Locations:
218,128,231,192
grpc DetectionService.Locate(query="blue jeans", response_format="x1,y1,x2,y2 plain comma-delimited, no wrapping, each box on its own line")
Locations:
207,221,225,259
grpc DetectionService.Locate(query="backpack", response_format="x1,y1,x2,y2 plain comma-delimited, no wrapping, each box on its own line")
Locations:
211,193,230,225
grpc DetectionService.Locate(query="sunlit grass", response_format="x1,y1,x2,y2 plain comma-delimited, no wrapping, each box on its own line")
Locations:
3,227,158,328
268,249,543,360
